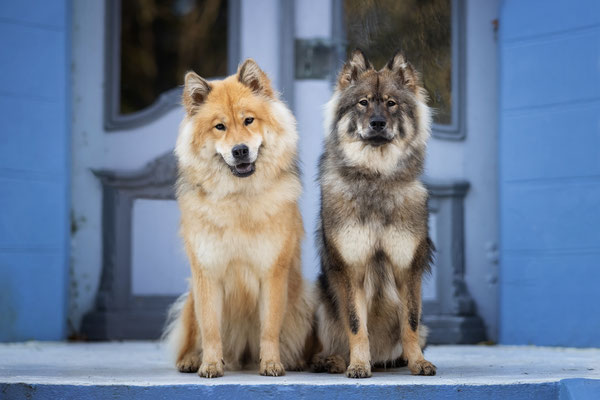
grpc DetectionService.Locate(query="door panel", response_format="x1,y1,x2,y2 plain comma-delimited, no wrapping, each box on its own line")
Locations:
131,199,188,296
74,0,495,343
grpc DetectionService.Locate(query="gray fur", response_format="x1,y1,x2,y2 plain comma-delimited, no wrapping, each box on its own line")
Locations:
313,50,436,376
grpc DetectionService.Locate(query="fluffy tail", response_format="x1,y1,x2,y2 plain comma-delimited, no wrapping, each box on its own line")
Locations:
161,291,190,363
279,281,318,370
419,324,429,350
373,324,430,369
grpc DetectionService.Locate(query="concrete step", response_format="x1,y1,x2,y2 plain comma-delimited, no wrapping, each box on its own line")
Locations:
1,342,599,399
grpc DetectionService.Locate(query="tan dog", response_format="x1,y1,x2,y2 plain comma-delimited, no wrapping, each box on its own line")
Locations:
313,50,435,378
164,59,315,378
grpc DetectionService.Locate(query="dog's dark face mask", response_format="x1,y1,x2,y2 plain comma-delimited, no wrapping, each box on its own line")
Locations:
334,50,422,148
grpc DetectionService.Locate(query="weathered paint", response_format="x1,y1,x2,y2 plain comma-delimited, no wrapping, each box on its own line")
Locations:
0,382,564,400
0,0,70,340
498,0,600,347
560,379,600,400
2,342,600,399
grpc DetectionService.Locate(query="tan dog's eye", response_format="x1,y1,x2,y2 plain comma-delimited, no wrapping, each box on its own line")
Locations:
359,99,368,106
244,117,254,126
387,100,396,107
215,123,226,131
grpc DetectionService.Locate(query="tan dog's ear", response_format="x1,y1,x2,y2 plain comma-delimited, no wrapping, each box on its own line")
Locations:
182,71,211,115
337,49,373,90
237,59,274,97
384,52,420,92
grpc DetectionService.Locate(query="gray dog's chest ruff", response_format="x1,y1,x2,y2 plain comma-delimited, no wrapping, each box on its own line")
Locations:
324,172,428,269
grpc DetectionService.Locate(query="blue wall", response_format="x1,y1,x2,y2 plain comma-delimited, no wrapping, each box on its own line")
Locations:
0,1,70,340
499,0,600,347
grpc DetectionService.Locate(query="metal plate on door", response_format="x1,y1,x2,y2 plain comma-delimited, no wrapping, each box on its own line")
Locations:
295,38,343,80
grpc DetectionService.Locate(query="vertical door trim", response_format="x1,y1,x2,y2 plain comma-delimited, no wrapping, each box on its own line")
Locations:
103,0,242,131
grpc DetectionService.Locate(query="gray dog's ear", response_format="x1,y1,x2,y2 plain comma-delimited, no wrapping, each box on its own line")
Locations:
337,49,373,90
237,59,274,97
385,52,420,92
182,71,211,115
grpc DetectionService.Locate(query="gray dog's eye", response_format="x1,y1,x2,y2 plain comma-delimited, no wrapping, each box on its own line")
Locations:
387,100,396,107
359,100,368,106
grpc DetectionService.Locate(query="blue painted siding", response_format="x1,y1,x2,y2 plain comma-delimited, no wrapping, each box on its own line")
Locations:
502,103,600,181
0,1,66,30
500,0,600,42
502,252,600,347
502,180,600,252
499,1,600,346
0,1,70,340
502,30,600,110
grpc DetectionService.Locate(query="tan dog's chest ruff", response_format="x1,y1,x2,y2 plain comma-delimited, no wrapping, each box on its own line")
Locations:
181,176,301,275
188,218,285,276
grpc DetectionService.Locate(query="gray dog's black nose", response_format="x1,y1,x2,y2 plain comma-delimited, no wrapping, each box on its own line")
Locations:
232,144,249,160
369,116,386,132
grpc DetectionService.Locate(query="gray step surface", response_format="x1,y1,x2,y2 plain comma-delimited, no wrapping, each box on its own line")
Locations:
1,342,599,399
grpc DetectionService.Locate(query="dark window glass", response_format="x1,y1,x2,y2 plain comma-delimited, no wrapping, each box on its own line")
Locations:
343,0,452,124
120,0,228,114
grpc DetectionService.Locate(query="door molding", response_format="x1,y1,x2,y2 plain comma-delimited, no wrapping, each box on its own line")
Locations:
82,151,485,342
279,0,295,109
103,0,241,131
329,0,466,140
81,151,177,339
423,178,486,343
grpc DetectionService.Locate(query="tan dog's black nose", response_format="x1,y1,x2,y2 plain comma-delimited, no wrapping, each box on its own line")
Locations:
232,144,249,160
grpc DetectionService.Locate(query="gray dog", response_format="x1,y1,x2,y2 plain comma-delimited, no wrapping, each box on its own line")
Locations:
312,50,436,378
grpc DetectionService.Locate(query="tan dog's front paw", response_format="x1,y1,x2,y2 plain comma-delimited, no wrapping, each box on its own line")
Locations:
409,359,436,376
176,352,201,373
346,361,372,378
260,360,285,376
198,361,224,378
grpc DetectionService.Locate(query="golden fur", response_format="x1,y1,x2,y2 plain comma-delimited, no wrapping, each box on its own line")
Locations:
164,59,315,378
